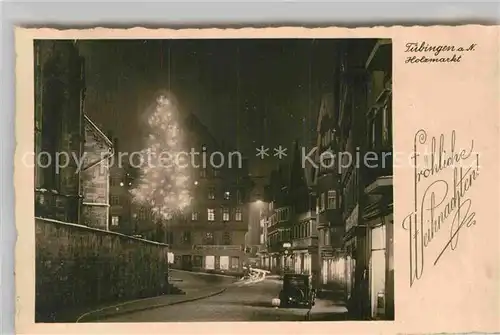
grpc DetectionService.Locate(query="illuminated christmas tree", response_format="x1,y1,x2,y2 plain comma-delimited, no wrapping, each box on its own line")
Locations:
130,93,191,222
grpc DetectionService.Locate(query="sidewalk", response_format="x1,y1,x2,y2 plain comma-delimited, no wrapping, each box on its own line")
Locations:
308,297,349,321
75,270,238,322
308,286,349,321
76,285,228,322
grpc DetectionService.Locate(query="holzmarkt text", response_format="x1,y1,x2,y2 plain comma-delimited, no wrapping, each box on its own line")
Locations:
405,42,477,64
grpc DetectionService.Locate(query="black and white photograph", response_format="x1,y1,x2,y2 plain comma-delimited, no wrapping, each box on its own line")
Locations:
33,37,393,323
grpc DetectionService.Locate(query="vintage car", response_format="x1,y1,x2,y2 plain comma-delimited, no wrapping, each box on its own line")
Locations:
278,273,316,309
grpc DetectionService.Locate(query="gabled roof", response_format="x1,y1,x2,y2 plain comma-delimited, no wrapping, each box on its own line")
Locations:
84,114,114,148
316,93,334,133
183,113,221,151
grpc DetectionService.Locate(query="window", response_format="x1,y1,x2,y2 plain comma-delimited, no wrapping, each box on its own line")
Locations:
235,208,243,221
200,169,207,178
205,256,215,269
111,216,120,226
207,208,215,221
236,190,243,204
222,207,230,221
182,231,191,244
191,211,199,221
220,256,230,270
222,231,231,245
193,256,203,267
328,190,337,209
111,195,120,205
224,191,230,200
208,187,215,200
320,193,326,212
138,207,146,220
204,232,215,245
230,256,239,270
382,105,388,143
277,207,290,222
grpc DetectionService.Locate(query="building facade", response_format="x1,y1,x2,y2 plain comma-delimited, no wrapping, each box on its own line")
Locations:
263,142,319,277
166,114,252,273
334,39,393,320
80,115,114,230
264,166,291,273
108,138,138,235
246,176,266,265
314,93,347,292
290,145,318,279
34,40,85,224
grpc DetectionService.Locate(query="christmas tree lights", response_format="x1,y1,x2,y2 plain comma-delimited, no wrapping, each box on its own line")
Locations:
130,94,192,221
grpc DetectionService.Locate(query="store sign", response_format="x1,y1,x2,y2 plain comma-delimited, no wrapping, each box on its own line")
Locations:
345,205,359,232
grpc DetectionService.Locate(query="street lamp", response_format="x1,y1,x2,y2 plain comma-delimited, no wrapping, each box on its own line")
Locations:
283,242,292,273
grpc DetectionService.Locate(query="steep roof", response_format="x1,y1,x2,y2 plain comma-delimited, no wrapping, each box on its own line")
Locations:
84,114,114,148
316,93,334,133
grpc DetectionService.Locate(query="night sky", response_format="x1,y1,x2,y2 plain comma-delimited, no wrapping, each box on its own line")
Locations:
78,39,339,176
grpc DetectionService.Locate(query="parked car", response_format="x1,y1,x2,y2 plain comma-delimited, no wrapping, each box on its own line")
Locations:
278,273,316,309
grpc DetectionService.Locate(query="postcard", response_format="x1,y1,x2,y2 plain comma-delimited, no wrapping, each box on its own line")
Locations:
14,26,499,334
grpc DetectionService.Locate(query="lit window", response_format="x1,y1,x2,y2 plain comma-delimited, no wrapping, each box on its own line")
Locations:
111,216,119,226
224,191,230,200
208,187,215,200
208,208,215,221
327,190,337,209
222,207,230,221
191,211,199,221
235,208,243,221
205,255,215,269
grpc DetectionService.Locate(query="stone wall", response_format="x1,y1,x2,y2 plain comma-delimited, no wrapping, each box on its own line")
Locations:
35,218,169,322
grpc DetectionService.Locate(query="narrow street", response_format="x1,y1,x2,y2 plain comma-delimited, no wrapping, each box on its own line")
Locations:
102,277,347,322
